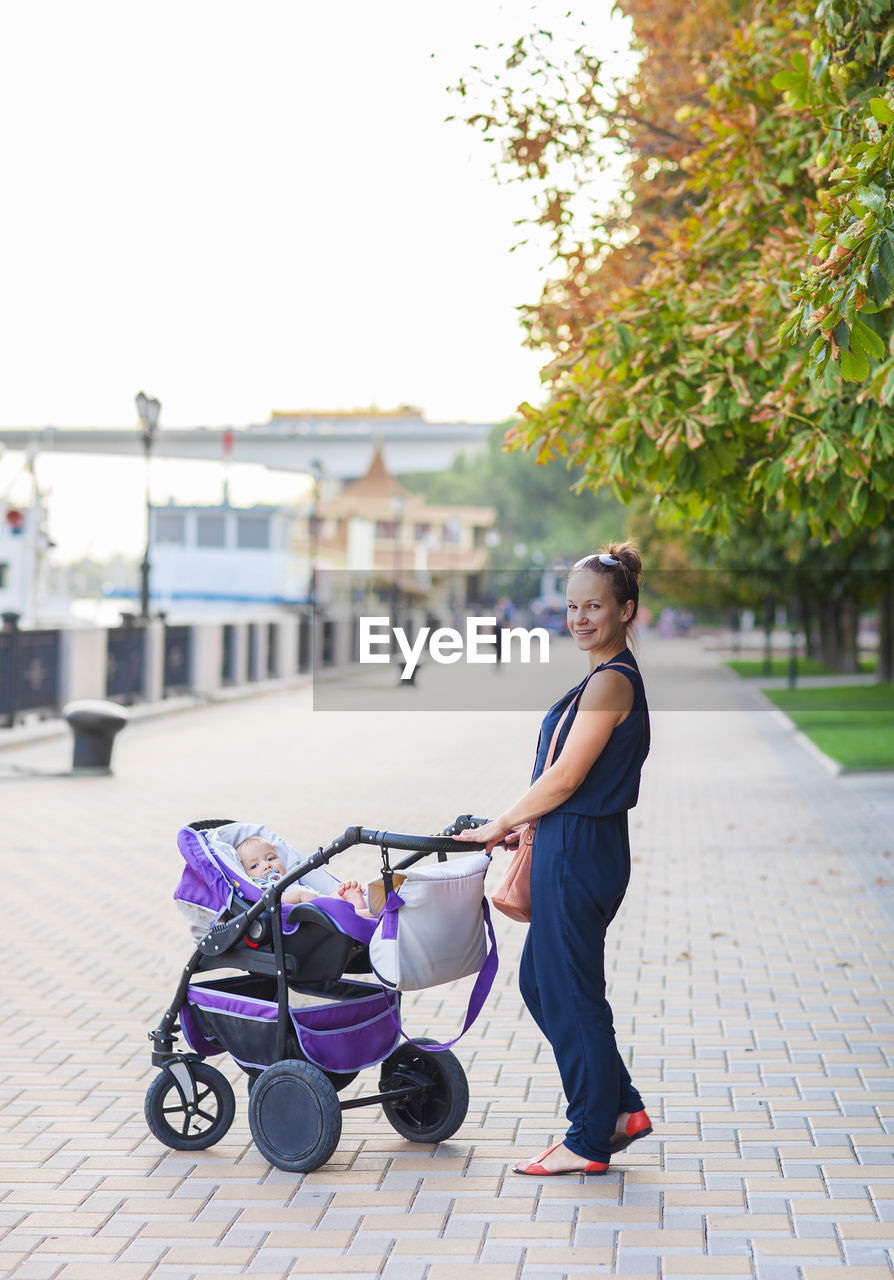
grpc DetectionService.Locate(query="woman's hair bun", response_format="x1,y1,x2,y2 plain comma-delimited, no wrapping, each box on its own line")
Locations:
605,542,642,582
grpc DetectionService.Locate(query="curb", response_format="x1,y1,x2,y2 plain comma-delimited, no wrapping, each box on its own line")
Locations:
763,705,842,775
719,659,894,779
0,674,314,755
756,690,894,779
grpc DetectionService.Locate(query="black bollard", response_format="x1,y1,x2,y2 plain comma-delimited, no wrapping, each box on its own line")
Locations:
63,699,129,775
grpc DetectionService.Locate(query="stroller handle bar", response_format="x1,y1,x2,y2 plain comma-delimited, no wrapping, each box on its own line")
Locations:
196,814,489,957
308,813,488,866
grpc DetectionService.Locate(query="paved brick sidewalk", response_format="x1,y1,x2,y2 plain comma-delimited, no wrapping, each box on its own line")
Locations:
1,636,892,1280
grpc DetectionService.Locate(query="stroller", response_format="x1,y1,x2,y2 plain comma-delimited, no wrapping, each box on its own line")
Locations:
145,816,495,1172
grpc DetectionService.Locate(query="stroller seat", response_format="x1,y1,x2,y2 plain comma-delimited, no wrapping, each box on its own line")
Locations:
280,902,374,981
172,820,375,982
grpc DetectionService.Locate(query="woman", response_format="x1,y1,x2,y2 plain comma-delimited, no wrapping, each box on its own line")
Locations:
456,543,652,1175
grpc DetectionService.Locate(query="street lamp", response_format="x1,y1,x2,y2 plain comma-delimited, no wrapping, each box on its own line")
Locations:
308,458,323,611
483,529,500,611
391,493,406,633
135,391,161,620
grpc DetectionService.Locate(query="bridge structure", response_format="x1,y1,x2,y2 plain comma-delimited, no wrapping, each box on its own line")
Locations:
0,408,495,479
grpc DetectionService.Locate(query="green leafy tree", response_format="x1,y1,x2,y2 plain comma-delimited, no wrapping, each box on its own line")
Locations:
454,0,894,542
400,424,628,572
630,507,891,673
780,0,894,393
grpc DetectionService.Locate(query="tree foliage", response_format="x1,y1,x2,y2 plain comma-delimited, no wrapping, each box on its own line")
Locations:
399,425,627,569
453,0,894,543
782,0,894,392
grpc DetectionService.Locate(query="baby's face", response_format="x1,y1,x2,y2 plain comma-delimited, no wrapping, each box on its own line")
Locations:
237,839,286,881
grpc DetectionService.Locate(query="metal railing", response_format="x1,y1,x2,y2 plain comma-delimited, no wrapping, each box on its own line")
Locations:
221,624,237,685
106,624,145,703
163,625,192,696
0,616,61,726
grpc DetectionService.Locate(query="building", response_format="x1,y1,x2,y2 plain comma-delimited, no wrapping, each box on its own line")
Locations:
301,441,497,613
140,443,497,616
147,501,305,612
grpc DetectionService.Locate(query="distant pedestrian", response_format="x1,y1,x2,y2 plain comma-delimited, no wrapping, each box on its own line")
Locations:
493,597,514,669
456,543,652,1175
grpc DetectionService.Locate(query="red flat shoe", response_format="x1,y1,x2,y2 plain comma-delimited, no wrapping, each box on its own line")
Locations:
610,1110,652,1154
513,1141,609,1177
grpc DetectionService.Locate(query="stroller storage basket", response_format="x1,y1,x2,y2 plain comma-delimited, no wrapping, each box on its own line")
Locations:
184,979,400,1075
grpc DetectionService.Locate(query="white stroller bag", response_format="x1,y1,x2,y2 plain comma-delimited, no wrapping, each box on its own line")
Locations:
367,851,491,991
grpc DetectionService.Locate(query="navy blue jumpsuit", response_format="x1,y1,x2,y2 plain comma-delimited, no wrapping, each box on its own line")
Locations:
518,647,650,1163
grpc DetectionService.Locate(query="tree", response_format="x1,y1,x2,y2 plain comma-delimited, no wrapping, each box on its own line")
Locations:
629,505,893,674
400,424,629,575
454,0,894,542
780,0,894,395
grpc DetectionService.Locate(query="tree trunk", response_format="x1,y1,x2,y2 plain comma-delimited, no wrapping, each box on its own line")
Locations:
838,598,859,674
818,600,840,670
800,593,820,659
879,590,894,684
762,594,774,677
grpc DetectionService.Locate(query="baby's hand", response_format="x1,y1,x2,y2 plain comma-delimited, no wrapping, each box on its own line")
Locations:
336,880,371,915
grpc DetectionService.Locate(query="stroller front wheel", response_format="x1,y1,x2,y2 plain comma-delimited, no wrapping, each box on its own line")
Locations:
379,1039,469,1143
145,1062,236,1151
248,1060,342,1173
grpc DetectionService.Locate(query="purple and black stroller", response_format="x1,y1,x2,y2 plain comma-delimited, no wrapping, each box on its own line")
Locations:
146,816,495,1172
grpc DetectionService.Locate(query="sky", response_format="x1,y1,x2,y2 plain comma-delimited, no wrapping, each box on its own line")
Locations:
0,0,629,559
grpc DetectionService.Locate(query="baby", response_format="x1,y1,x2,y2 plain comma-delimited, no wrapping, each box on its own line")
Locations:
235,837,373,917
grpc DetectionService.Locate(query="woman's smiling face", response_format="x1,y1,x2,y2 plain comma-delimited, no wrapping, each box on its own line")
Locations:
565,568,633,657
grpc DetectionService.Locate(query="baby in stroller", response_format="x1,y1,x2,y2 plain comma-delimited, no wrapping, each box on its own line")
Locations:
235,836,373,916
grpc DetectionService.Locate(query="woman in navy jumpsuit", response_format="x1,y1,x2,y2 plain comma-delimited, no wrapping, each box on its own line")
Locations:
458,544,652,1175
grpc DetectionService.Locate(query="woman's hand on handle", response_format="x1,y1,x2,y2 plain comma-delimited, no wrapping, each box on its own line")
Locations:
455,815,519,855
501,825,526,848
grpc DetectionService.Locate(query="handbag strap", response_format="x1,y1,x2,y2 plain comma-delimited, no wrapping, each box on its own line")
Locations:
525,696,577,838
543,694,577,769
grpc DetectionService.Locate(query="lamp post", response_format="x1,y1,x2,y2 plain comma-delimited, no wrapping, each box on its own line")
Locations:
445,517,462,622
308,458,323,612
135,391,161,620
391,494,405,638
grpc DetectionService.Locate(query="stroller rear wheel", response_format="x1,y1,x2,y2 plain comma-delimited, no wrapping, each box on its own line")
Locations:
379,1038,469,1143
145,1062,236,1151
248,1060,342,1172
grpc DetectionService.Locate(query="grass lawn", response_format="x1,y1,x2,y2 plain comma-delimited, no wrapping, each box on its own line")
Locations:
727,657,878,678
764,682,894,771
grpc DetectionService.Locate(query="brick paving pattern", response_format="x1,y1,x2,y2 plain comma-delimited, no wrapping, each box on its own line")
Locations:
1,635,892,1279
